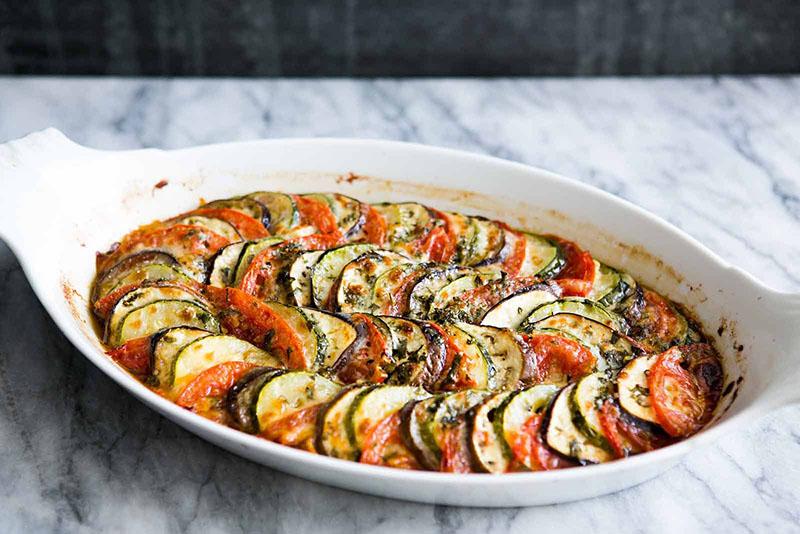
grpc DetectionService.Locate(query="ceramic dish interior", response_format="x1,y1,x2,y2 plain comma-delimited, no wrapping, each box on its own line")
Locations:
0,129,797,506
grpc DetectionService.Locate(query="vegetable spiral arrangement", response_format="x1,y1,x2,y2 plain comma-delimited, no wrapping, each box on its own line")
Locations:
93,192,723,472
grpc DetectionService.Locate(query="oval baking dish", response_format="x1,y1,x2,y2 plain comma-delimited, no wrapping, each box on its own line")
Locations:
0,129,797,506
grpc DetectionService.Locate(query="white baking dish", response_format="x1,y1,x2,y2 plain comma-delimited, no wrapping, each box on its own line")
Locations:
0,128,797,507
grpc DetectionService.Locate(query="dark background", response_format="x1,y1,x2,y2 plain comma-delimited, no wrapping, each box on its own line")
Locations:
2,0,799,76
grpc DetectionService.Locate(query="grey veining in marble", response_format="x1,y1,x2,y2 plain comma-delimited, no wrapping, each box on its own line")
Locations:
0,77,799,533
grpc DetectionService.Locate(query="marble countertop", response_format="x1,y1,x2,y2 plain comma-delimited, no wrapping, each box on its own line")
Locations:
0,76,799,533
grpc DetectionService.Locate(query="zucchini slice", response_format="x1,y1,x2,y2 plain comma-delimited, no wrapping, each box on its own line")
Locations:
316,384,377,460
201,197,270,228
335,251,412,313
311,243,376,309
570,373,613,449
245,192,300,233
231,237,285,286
301,308,358,369
439,324,496,391
498,384,561,470
207,242,246,287
328,193,367,238
588,261,637,309
348,385,427,454
469,391,515,473
616,355,659,423
171,334,280,392
92,251,185,304
518,232,565,279
254,371,341,432
407,266,471,320
531,313,637,371
172,215,241,242
401,396,444,470
112,300,219,347
288,250,325,307
522,297,626,333
426,390,492,465
428,271,503,323
441,212,476,264
227,368,286,433
371,262,429,316
455,323,526,391
381,317,429,385
545,384,613,463
464,217,506,267
263,302,323,369
480,289,558,329
372,202,433,249
150,326,213,388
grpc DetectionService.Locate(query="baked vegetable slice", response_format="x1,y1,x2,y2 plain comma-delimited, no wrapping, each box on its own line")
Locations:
421,389,491,469
428,271,503,322
480,288,558,329
301,308,358,369
288,250,325,307
497,384,561,471
262,301,324,369
454,323,527,391
616,354,659,423
253,371,341,435
521,297,626,333
150,326,213,388
201,197,271,228
207,242,247,287
245,191,300,233
316,384,377,460
171,334,280,392
407,266,471,320
469,392,516,473
227,367,286,432
439,324,496,391
545,384,613,463
588,261,636,308
518,232,565,279
311,243,376,308
231,237,285,286
335,251,412,313
372,202,434,251
92,251,187,305
570,373,613,450
462,217,506,267
171,214,241,242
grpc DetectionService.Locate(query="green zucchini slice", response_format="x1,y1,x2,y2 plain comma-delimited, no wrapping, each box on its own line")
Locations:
455,323,526,391
570,373,613,449
480,289,558,329
588,261,636,308
245,192,300,233
254,371,341,433
92,250,186,304
227,368,286,433
401,396,444,470
518,232,565,279
173,215,241,242
288,250,325,307
426,390,492,464
231,237,285,286
428,271,503,323
113,300,219,347
347,385,427,454
316,385,377,460
263,301,323,369
545,384,613,463
407,266,470,320
335,251,412,313
522,297,626,333
201,197,270,228
469,391,515,473
439,324,496,391
616,355,659,423
499,384,561,470
464,217,506,267
311,243,376,309
301,308,358,369
171,334,280,392
371,262,428,315
150,327,213,388
372,202,433,248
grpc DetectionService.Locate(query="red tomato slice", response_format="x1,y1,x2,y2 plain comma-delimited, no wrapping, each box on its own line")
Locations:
188,208,270,240
363,205,388,246
106,336,152,374
336,314,393,384
360,412,421,469
293,195,343,238
498,224,527,277
632,289,686,352
260,404,323,451
548,236,595,296
424,209,457,263
439,420,473,473
97,224,230,272
380,268,428,316
598,399,671,458
648,344,723,437
519,332,596,384
176,361,258,409
202,286,307,369
238,234,341,298
507,413,575,471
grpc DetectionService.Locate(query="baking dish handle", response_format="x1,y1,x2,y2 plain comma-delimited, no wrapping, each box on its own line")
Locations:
0,128,93,246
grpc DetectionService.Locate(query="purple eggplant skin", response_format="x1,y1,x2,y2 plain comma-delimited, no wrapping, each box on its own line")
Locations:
202,197,271,229
225,367,284,433
91,250,183,305
339,195,368,240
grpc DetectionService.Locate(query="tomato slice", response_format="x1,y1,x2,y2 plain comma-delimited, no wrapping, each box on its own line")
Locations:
97,224,230,272
598,399,671,458
423,209,457,263
360,412,421,469
380,268,428,316
519,332,596,384
363,205,388,246
631,289,687,352
106,336,152,374
335,314,393,384
648,344,723,437
188,208,269,240
548,236,595,296
202,286,307,369
498,224,527,277
176,361,258,409
238,234,341,299
260,404,323,451
293,195,343,238
507,413,575,471
439,420,473,473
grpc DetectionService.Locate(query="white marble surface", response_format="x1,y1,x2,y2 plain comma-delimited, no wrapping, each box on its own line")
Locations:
0,76,799,533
